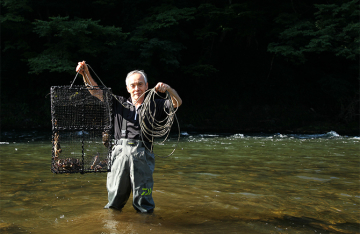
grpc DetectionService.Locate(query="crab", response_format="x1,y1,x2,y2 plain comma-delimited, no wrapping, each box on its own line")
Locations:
53,158,81,171
102,131,110,148
90,155,108,171
52,159,63,172
90,154,100,170
65,158,82,170
52,132,62,160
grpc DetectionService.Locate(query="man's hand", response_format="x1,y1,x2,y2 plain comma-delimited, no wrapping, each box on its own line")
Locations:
76,61,88,76
155,82,170,93
75,60,103,101
155,82,182,107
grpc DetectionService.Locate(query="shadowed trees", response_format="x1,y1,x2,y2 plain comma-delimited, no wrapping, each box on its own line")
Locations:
1,0,358,133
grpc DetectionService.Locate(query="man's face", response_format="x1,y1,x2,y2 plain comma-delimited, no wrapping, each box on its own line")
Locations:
126,73,148,103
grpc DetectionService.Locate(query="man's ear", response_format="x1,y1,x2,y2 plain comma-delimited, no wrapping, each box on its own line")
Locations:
126,85,130,93
145,82,148,90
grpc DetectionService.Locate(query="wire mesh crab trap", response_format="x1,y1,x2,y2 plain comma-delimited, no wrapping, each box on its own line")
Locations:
51,85,113,174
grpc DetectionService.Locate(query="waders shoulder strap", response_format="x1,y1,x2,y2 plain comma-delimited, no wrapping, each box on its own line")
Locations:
121,114,127,138
121,104,129,138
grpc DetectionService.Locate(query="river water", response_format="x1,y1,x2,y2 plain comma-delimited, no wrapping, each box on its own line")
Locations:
0,130,359,234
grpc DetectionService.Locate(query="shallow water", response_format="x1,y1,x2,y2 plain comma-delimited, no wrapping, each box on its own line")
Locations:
0,130,359,233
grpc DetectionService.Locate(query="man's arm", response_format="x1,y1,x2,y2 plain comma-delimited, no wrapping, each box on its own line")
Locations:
76,61,103,101
155,82,182,108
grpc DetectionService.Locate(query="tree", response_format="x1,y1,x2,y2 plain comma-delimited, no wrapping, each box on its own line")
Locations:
29,16,128,74
130,5,196,75
268,0,359,63
267,0,359,123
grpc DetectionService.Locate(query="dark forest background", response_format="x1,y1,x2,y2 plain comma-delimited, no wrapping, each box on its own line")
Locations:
1,0,359,134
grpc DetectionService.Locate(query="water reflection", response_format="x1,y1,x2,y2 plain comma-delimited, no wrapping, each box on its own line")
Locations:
0,130,359,233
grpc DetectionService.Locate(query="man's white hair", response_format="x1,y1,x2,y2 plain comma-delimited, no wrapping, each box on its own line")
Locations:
125,70,147,86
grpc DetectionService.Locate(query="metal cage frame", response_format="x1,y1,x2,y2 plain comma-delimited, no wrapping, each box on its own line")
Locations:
50,85,113,174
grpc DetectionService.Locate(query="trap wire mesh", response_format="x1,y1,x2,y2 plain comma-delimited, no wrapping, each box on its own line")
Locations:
51,85,113,174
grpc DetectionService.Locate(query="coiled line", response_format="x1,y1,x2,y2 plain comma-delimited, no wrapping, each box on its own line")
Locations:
137,88,180,158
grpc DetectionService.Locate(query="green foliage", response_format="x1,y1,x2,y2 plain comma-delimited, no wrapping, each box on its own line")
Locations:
1,0,358,132
1,0,33,53
140,38,185,67
29,16,128,74
28,54,74,74
129,6,196,71
137,6,196,30
182,64,219,78
268,0,360,62
0,0,32,23
92,0,116,6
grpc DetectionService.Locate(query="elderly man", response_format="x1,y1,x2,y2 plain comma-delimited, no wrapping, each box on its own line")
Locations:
76,61,182,213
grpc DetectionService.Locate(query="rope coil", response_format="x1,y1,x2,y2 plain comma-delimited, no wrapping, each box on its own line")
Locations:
138,88,180,158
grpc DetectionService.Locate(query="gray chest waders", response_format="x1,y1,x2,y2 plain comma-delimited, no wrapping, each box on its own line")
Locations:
104,103,155,213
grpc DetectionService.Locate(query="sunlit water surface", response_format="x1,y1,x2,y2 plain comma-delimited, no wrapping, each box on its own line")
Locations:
0,130,359,234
